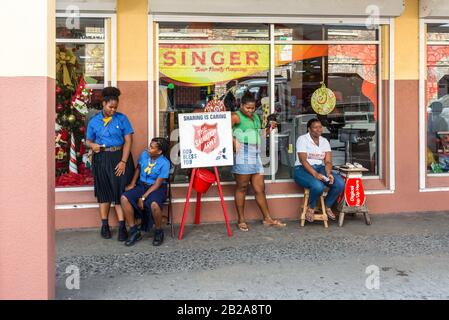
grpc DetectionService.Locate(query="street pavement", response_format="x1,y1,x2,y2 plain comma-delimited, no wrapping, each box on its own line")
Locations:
56,212,449,300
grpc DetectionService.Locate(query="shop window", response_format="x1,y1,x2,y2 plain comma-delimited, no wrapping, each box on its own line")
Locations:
273,44,379,179
56,17,105,40
425,43,449,174
157,23,387,184
159,23,269,41
55,17,109,187
159,44,270,183
275,24,377,41
427,23,449,43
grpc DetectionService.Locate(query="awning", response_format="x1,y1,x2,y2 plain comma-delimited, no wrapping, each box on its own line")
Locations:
420,0,449,18
56,0,116,13
149,0,404,17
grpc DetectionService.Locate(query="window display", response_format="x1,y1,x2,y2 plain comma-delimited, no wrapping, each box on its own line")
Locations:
274,44,379,178
55,18,108,187
159,44,270,183
158,23,386,183
426,24,449,173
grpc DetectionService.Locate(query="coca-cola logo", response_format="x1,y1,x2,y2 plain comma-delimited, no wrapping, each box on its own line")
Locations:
193,123,220,154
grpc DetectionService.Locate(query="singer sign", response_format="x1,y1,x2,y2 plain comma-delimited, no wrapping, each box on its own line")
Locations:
159,44,328,86
160,44,269,86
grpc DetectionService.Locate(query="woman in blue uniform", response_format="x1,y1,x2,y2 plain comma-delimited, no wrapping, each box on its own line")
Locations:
120,137,170,247
86,87,135,241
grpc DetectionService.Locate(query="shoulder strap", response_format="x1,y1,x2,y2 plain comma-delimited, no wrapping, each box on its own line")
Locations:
96,118,113,143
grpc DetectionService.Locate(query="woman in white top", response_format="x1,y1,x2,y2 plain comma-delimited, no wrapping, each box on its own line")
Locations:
294,118,345,223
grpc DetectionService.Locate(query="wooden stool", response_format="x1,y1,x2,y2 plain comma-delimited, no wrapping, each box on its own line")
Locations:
300,188,328,228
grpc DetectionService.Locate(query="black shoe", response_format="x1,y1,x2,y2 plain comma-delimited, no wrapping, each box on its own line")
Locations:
100,225,112,239
125,230,142,247
152,229,164,246
118,226,128,242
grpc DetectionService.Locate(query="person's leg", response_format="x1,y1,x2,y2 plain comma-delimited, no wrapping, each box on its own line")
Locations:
99,203,112,238
324,171,345,208
251,174,286,226
150,201,164,246
294,166,324,209
114,203,128,240
151,202,163,230
121,187,144,246
234,174,252,230
120,195,136,227
99,202,111,220
114,204,125,222
250,173,270,220
308,179,325,209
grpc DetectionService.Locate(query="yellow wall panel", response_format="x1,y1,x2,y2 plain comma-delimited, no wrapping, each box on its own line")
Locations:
394,0,419,80
117,0,148,81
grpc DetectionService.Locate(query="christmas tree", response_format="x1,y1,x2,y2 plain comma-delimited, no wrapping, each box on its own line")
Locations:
55,44,96,186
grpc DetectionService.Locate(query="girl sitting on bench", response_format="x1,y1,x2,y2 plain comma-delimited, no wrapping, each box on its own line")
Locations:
120,138,170,247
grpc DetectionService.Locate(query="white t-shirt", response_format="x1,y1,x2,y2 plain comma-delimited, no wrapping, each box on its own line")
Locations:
295,133,331,166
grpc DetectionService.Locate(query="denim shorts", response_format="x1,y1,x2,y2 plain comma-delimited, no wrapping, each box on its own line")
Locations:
231,143,264,175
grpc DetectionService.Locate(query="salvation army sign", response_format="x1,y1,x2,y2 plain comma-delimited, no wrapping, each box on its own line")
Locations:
344,178,366,207
178,112,234,168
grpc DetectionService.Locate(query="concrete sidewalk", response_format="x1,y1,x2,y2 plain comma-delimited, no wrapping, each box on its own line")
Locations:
56,212,449,299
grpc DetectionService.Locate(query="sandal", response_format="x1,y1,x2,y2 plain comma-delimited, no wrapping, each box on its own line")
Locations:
263,219,287,228
237,222,249,232
326,208,336,220
305,208,315,223
353,162,364,169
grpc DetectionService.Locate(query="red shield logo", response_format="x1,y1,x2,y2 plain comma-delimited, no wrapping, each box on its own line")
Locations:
193,123,220,154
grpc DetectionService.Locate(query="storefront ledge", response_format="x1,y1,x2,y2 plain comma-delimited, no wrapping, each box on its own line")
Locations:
425,175,449,189
420,187,449,193
170,176,382,188
55,189,395,209
55,187,94,192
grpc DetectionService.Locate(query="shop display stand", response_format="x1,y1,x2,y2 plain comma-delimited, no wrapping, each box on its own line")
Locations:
336,166,371,227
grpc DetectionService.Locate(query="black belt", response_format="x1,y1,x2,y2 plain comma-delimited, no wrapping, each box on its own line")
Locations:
100,145,123,152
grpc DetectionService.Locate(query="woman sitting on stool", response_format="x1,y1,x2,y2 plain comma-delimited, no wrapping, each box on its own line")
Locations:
120,138,170,247
294,118,345,223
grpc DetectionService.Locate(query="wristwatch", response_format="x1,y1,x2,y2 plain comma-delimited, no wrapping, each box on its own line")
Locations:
140,196,146,201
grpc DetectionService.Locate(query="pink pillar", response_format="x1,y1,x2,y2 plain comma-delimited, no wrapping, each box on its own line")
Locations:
0,0,55,300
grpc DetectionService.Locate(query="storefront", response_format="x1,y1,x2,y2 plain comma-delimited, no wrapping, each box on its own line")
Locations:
6,0,449,300
419,0,449,190
52,0,449,230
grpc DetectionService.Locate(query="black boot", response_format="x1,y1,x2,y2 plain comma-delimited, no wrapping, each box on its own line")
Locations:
152,229,164,246
100,224,112,239
125,227,142,247
118,225,128,242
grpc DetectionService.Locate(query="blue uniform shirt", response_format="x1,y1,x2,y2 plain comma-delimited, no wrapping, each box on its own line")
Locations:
138,152,170,185
86,111,134,147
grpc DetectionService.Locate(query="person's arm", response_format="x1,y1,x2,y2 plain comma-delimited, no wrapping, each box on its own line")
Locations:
125,166,140,191
115,134,132,176
137,177,166,210
298,153,326,181
86,139,101,153
231,112,241,152
324,152,334,184
86,122,101,153
142,178,165,198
